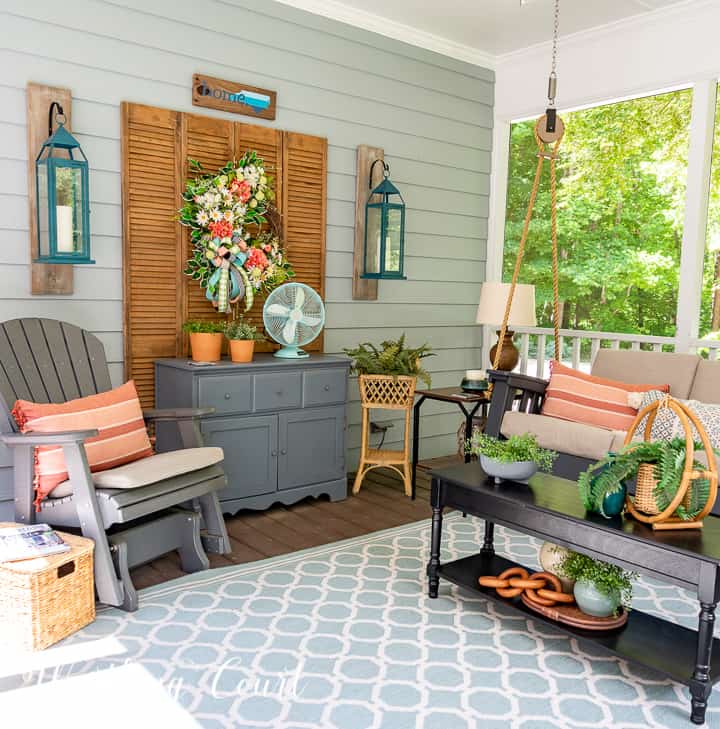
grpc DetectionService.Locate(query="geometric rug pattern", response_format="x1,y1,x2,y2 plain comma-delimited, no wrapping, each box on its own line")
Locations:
1,513,719,729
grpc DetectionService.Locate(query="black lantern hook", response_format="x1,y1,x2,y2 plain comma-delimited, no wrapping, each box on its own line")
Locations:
368,158,389,189
48,101,67,135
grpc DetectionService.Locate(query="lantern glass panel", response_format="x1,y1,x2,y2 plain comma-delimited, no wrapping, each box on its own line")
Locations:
365,204,382,275
54,164,84,254
384,207,403,274
37,162,50,258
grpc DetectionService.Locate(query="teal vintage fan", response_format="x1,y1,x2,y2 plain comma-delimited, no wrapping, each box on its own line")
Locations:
263,283,325,358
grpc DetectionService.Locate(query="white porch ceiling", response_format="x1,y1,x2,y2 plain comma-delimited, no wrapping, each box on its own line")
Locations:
277,0,694,62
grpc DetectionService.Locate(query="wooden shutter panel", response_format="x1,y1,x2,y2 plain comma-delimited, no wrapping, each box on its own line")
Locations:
122,103,182,408
282,132,328,352
182,113,235,330
233,124,283,352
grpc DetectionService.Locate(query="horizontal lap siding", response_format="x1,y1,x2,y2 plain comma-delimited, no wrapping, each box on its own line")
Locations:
0,0,492,475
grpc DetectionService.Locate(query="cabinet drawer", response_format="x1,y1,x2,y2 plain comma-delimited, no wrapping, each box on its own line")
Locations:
304,369,347,407
198,375,253,414
254,372,302,411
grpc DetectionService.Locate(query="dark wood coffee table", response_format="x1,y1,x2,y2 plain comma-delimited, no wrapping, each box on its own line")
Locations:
427,462,720,725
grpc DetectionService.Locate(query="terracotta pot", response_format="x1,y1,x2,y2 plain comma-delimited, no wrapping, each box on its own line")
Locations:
189,332,223,362
229,339,255,363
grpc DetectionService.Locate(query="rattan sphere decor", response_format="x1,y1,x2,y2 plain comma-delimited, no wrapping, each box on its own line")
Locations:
624,396,718,530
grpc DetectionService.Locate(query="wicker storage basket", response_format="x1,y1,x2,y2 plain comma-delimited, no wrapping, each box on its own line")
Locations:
358,374,417,409
0,524,95,651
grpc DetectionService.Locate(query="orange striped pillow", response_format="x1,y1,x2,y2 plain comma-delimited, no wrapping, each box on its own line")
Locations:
541,361,669,432
12,381,153,508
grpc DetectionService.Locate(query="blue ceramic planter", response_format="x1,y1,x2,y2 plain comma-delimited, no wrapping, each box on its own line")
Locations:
573,579,620,618
589,453,627,518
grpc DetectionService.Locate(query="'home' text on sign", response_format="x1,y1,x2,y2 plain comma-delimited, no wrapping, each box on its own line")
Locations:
192,74,277,121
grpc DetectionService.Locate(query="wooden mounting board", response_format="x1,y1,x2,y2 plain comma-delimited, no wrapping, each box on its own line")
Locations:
352,145,384,301
26,83,74,295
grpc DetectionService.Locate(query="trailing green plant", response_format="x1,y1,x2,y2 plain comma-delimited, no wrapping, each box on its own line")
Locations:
343,335,434,388
224,318,266,342
469,433,557,472
182,319,226,334
578,438,716,521
558,551,636,613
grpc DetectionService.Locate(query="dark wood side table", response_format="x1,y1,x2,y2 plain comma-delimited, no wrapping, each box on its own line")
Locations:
411,387,490,500
427,462,720,725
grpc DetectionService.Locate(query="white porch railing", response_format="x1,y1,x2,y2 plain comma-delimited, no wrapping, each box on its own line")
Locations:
690,337,720,360
511,326,677,379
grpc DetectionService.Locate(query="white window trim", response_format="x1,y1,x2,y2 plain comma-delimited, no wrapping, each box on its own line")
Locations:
485,79,719,356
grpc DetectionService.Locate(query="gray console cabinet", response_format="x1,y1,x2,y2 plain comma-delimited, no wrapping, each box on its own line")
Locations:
155,355,350,514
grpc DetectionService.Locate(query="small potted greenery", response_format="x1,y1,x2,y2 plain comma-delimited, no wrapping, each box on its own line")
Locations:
558,551,636,618
183,319,226,362
343,335,434,387
578,438,716,521
225,318,266,363
469,432,557,484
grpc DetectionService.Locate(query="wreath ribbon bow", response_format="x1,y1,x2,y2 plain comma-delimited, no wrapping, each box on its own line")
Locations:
205,243,251,313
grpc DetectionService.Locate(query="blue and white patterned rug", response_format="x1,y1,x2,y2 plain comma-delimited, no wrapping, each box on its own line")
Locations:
1,514,719,729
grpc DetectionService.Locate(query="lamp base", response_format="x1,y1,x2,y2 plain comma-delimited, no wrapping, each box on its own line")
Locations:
489,330,519,371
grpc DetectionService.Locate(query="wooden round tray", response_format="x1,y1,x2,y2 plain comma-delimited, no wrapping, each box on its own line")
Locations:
520,593,628,631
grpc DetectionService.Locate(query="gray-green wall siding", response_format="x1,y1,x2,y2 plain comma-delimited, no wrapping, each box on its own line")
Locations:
0,0,492,512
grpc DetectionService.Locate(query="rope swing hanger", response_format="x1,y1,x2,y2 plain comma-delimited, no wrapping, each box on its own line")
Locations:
492,0,564,373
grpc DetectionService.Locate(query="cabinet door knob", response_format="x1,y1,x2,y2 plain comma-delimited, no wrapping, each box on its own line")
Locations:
281,449,287,455
271,450,277,457
324,385,330,391
224,393,231,400
276,390,284,396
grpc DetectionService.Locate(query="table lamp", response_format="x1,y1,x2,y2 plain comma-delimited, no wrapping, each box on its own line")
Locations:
476,282,536,371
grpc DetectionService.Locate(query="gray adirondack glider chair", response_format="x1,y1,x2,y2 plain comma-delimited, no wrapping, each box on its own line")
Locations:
0,318,231,611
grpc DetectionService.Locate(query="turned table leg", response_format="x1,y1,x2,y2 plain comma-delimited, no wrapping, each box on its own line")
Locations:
691,600,717,724
427,504,443,599
481,521,495,557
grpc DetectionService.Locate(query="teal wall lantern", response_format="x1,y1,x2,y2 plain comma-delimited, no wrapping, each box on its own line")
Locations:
35,102,94,264
362,159,406,280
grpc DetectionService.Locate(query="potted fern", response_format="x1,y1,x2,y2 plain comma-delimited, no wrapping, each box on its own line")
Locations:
225,318,265,363
578,438,716,521
469,432,557,484
183,319,226,362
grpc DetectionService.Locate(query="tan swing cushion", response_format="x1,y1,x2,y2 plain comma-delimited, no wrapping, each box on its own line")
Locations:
51,447,224,498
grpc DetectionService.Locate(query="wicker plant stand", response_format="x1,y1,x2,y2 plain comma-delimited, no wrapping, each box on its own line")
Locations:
624,397,719,531
353,374,417,497
0,525,95,651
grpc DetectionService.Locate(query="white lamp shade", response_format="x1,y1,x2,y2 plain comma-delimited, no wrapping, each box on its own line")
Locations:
475,282,537,327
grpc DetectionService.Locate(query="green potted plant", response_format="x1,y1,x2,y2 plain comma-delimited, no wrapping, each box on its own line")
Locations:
183,319,226,362
225,318,266,363
468,432,557,484
558,551,636,618
343,335,434,387
578,438,716,521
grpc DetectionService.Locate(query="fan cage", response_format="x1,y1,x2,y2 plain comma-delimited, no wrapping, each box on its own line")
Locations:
263,283,325,347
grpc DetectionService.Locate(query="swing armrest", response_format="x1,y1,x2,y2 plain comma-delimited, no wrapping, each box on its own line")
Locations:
2,430,99,446
484,370,549,438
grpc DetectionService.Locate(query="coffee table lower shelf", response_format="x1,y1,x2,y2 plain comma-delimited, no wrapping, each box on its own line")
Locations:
439,551,720,687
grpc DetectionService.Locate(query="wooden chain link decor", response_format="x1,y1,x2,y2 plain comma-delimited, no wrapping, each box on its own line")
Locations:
479,567,572,607
624,396,719,530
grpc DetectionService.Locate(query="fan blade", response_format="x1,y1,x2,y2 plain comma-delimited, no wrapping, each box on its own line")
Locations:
300,314,322,327
294,286,305,310
266,303,291,317
282,319,298,343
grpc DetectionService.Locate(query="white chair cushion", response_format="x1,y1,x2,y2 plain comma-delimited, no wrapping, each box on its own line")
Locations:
51,447,224,498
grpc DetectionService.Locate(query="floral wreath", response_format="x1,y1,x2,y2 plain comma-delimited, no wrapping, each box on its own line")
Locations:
178,152,294,313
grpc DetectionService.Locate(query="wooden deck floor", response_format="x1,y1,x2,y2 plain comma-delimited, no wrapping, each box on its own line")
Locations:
132,455,461,590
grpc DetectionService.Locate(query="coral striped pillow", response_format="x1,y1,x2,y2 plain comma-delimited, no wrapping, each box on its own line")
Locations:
12,381,153,508
541,361,669,432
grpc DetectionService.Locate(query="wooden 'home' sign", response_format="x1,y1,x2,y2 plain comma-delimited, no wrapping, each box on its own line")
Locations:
192,73,277,121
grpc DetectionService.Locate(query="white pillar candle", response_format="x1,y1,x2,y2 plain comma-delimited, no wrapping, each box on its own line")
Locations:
56,205,74,253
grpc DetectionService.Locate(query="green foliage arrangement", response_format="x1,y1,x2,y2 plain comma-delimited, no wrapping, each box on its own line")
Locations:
558,551,636,613
469,433,557,472
182,319,226,334
343,335,434,388
224,318,266,342
578,438,715,521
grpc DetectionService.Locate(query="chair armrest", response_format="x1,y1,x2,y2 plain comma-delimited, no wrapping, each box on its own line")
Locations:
143,407,215,422
1,430,98,447
488,369,549,394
